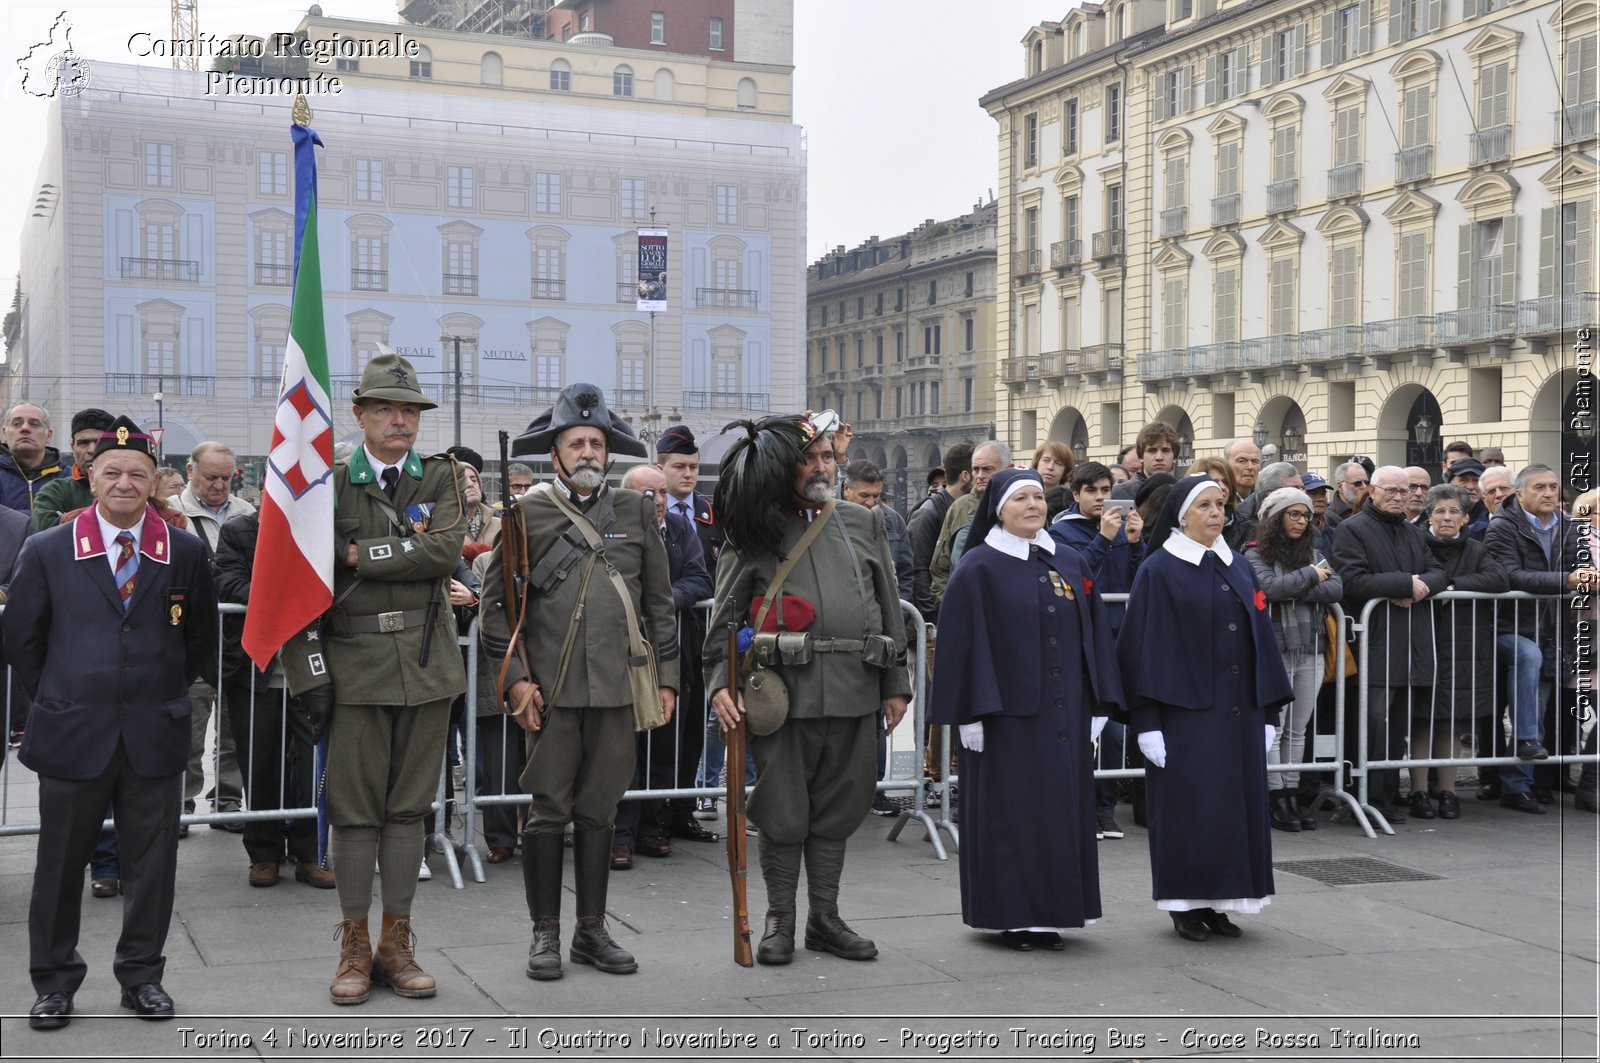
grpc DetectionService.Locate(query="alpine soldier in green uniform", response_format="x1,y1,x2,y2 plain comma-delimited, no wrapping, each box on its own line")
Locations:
281,351,466,1007
479,383,679,981
705,413,911,965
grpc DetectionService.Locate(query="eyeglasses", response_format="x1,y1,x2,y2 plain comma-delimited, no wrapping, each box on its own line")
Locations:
1407,483,1430,492
1375,486,1408,497
1282,510,1312,522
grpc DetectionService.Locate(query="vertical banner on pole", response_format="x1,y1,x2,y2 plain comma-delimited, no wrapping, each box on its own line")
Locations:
636,228,668,312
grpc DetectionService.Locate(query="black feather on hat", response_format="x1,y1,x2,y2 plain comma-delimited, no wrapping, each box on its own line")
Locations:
510,383,647,459
713,415,815,560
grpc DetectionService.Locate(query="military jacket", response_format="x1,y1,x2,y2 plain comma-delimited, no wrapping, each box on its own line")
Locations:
281,448,467,705
704,501,911,716
479,482,679,709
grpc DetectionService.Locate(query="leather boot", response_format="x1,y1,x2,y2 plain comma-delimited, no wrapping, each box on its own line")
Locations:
372,914,436,998
803,910,878,960
756,910,795,966
569,829,637,974
329,919,372,1006
1269,790,1302,832
1171,910,1210,942
522,831,565,981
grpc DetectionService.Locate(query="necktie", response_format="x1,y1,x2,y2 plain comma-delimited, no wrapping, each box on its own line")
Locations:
114,531,138,612
381,466,399,500
676,500,691,521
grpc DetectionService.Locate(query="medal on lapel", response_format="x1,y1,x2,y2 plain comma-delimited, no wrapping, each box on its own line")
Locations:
1048,571,1075,600
168,591,186,626
405,502,435,533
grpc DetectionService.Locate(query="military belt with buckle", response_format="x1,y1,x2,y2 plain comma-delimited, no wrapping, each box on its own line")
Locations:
332,608,431,636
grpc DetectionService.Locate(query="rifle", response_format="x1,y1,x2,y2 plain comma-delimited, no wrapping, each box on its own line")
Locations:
724,618,754,967
495,431,544,730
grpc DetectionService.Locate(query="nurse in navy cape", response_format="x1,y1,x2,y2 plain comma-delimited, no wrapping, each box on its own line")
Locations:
928,468,1124,951
1116,475,1294,942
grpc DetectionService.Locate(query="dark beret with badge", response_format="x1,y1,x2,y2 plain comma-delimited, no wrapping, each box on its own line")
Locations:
353,348,437,411
510,382,647,459
92,414,158,464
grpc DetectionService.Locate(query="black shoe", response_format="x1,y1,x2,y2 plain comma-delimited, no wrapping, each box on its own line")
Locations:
1500,791,1547,814
1576,787,1599,813
526,918,563,981
1029,931,1066,950
176,823,190,839
92,877,120,898
28,991,72,1030
804,911,878,960
1170,911,1209,942
1534,786,1555,805
756,910,795,966
1516,739,1549,761
1095,814,1124,839
1436,791,1461,819
120,982,175,1019
870,793,899,817
667,815,720,843
1408,791,1436,820
1270,791,1303,832
570,918,638,974
1476,779,1502,801
999,930,1034,951
1197,908,1243,938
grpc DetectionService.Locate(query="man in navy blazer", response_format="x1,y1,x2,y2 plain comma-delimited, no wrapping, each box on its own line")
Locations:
3,416,217,1030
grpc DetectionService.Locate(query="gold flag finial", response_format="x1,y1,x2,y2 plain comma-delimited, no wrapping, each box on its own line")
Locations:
292,94,312,126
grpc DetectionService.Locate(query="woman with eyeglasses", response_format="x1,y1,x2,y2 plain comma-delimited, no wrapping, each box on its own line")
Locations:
1417,484,1507,820
1245,488,1343,832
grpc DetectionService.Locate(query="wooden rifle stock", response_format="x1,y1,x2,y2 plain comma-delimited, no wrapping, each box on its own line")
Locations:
495,431,543,729
724,620,754,967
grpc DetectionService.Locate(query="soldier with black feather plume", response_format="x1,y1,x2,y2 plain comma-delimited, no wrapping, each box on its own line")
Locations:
704,409,912,969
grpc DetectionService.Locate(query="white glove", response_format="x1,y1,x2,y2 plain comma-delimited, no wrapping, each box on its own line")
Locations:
1090,716,1108,743
958,721,984,753
1138,730,1167,768
1265,724,1278,755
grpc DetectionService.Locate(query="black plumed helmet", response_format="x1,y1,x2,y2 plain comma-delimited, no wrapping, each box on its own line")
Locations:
713,414,812,559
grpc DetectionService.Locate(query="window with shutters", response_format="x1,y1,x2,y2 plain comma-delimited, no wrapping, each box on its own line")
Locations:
1323,2,1370,65
1214,265,1239,342
1024,207,1040,251
1390,0,1441,44
1540,201,1595,298
1566,33,1598,103
1164,157,1186,211
1462,216,1517,306
1477,61,1509,129
1397,231,1430,317
1155,68,1191,120
1216,140,1240,197
1401,84,1432,149
1064,195,1080,247
1207,47,1249,104
1064,99,1079,156
1162,275,1187,350
1333,105,1361,167
1061,295,1079,349
1260,27,1304,87
1024,113,1039,168
1269,255,1297,334
1271,126,1298,183
1330,244,1360,326
1103,285,1124,345
1105,84,1122,142
1107,184,1124,232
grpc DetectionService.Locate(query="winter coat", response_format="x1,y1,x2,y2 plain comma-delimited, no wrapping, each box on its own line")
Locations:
1332,506,1447,688
1484,494,1585,678
1245,544,1343,657
1425,531,1509,721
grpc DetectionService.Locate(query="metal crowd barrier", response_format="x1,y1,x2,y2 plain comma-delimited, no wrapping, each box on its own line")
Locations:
1353,590,1597,835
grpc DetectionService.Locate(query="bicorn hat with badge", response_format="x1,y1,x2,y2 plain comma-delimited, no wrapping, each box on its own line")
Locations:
91,414,157,464
510,382,647,459
352,346,437,411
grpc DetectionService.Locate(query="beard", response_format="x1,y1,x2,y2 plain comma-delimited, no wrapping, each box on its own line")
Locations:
801,475,832,504
570,461,604,492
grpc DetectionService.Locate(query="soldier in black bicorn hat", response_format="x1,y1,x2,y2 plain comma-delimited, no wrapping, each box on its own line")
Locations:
480,382,680,982
280,349,467,1008
6,415,217,1029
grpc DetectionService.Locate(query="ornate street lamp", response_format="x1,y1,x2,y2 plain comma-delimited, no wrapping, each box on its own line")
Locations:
1252,420,1270,448
1413,412,1436,448
1281,422,1301,458
1178,433,1193,461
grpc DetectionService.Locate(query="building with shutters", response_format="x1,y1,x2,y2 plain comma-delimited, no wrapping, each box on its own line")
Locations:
805,202,1000,512
984,0,1596,480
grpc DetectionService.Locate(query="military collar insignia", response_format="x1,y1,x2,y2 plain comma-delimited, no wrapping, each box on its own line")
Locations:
348,446,424,484
70,504,172,565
